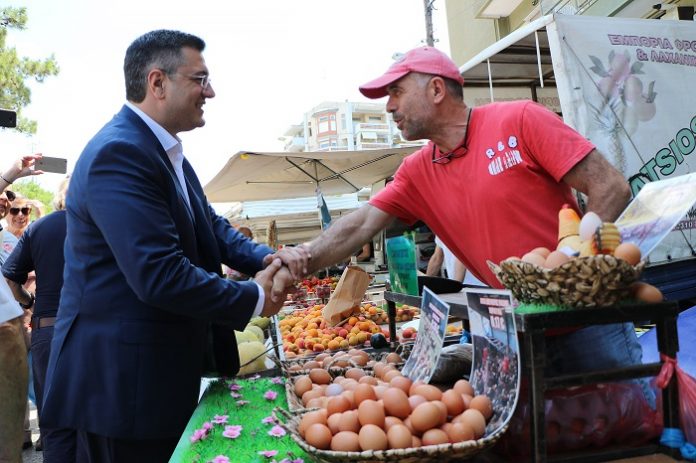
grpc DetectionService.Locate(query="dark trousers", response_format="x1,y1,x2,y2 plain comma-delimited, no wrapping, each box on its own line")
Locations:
33,325,78,462
77,431,180,463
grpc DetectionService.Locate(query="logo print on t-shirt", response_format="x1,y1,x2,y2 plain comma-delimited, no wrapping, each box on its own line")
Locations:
488,135,524,176
485,148,495,159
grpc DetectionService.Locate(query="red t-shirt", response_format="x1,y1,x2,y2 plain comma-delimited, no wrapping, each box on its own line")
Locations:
371,100,594,287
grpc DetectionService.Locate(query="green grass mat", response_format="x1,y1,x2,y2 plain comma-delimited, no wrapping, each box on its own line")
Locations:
171,377,310,463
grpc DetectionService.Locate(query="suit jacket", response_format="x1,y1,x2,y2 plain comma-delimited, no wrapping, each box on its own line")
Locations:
42,105,273,439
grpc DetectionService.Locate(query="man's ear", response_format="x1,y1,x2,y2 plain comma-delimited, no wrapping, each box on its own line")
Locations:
430,76,447,104
147,68,167,99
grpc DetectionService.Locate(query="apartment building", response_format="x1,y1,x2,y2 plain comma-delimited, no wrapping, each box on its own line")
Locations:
281,101,421,153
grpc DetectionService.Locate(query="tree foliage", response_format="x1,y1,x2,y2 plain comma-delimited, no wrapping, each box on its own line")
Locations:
0,6,59,133
10,179,55,215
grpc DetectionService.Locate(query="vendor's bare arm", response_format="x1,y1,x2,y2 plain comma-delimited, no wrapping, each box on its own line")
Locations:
307,204,395,273
562,149,631,221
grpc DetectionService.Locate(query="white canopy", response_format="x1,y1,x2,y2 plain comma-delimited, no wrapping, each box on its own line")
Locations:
204,147,418,202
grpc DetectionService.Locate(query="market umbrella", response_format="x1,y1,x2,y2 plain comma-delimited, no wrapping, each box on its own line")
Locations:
203,147,418,202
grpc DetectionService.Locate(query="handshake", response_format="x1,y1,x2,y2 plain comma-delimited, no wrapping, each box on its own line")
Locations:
255,245,312,317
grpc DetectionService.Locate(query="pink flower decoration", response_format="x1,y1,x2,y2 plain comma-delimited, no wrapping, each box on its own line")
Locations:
268,425,286,437
236,400,250,406
264,390,278,401
258,450,279,458
229,383,242,391
249,374,261,380
222,425,242,439
279,459,304,463
210,456,230,463
189,428,208,443
212,415,229,425
262,415,276,425
230,391,241,399
271,376,284,385
202,421,213,431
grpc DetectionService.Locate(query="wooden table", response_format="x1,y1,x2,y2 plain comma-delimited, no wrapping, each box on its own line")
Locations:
385,291,681,463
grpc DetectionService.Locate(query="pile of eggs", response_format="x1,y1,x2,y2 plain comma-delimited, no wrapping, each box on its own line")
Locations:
293,361,492,452
518,242,642,270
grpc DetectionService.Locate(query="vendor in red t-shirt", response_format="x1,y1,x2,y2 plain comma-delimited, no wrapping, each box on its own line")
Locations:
291,46,654,407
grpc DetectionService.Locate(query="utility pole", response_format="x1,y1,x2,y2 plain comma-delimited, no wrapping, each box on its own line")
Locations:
423,0,435,46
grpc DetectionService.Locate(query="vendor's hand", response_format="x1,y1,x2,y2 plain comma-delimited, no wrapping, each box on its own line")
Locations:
254,258,286,317
263,244,311,280
270,265,295,304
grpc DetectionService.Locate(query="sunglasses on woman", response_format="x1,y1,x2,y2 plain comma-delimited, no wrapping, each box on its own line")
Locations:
9,207,32,216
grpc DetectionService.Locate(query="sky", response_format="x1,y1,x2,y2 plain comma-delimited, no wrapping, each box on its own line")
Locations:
2,0,451,212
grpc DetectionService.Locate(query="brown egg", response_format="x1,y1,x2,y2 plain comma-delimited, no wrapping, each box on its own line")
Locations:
408,394,427,412
337,410,360,433
530,247,551,258
469,395,493,420
385,352,403,364
614,242,641,266
294,375,313,398
413,384,443,401
358,399,385,428
452,379,475,397
389,375,413,394
447,422,476,443
358,424,389,451
345,368,366,381
410,402,441,433
409,380,425,396
342,379,359,391
331,431,361,452
303,360,320,369
306,397,327,409
632,282,663,303
403,416,417,435
305,423,333,450
431,401,448,425
421,428,450,446
327,412,342,434
353,383,377,406
383,369,403,383
521,252,546,267
350,355,368,367
288,364,302,372
340,390,355,409
461,394,473,409
373,385,388,400
327,395,352,416
384,416,404,431
309,368,332,385
543,250,571,269
301,388,322,406
411,435,422,447
441,389,465,417
299,409,328,437
358,375,378,386
315,353,330,362
372,362,388,378
382,387,411,419
387,424,413,449
456,409,486,438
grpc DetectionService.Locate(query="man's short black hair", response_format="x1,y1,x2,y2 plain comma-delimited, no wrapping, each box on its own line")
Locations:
124,29,205,103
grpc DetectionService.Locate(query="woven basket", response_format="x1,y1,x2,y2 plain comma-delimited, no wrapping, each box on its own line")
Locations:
274,407,506,463
281,349,409,378
487,255,645,308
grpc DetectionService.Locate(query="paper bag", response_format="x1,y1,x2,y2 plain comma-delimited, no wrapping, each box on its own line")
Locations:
322,266,370,326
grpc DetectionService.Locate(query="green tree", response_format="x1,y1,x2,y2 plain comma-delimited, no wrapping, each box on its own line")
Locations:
1,6,59,133
11,179,54,215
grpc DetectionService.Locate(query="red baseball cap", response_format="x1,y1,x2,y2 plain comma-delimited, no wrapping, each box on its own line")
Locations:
359,46,464,99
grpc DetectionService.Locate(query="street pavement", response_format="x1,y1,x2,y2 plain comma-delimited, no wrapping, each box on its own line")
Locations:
22,402,42,463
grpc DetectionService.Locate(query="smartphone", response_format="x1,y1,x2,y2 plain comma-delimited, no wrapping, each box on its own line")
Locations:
36,156,68,174
0,109,17,128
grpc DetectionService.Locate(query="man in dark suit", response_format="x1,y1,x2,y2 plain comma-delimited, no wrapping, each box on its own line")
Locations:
41,30,301,462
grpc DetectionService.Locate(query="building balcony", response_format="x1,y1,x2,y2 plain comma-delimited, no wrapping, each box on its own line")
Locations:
354,122,390,132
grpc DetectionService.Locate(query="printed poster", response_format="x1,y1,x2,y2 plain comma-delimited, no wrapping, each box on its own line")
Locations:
466,287,520,433
401,287,450,383
552,14,696,263
385,233,419,296
616,172,696,259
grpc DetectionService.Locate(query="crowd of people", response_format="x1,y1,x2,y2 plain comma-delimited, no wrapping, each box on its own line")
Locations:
0,26,653,463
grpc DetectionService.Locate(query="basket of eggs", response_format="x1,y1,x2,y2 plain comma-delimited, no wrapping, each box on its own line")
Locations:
488,205,662,308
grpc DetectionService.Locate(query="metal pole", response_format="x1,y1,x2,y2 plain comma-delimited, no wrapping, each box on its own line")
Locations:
423,0,435,46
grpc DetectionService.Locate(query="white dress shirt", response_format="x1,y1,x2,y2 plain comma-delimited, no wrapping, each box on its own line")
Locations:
125,102,265,317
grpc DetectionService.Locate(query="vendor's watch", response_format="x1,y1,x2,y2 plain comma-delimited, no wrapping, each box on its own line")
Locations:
20,292,35,309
